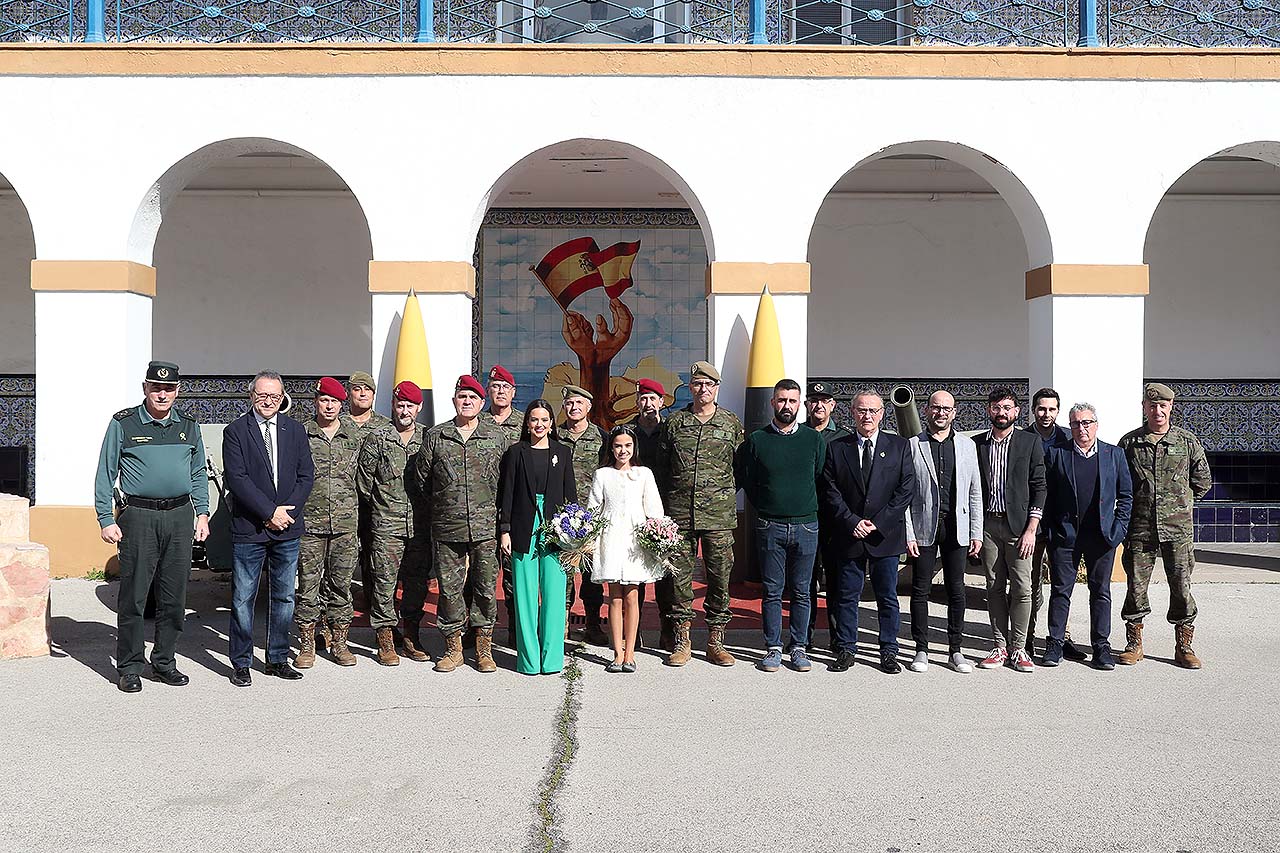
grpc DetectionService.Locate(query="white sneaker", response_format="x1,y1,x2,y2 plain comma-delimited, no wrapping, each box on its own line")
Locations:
908,651,929,673
948,652,973,674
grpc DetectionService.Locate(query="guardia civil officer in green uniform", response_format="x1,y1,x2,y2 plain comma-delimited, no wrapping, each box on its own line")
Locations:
295,377,363,669
416,375,507,674
657,361,745,668
347,370,391,616
1117,382,1212,669
481,364,524,646
94,361,209,693
554,383,608,647
803,381,851,652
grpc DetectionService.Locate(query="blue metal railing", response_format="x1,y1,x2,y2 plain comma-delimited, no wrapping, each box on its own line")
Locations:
4,0,1278,46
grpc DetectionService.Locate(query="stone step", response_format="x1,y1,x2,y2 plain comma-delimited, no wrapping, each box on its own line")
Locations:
0,493,31,544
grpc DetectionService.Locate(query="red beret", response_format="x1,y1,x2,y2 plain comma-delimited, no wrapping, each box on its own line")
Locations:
392,380,423,405
487,364,515,386
636,378,665,398
315,377,348,401
455,375,486,398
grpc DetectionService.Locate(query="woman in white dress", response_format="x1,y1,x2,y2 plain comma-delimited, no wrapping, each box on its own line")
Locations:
588,425,666,672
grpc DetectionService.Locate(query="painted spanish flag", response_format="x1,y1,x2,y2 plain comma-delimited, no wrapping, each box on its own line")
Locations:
532,236,605,310
533,237,642,309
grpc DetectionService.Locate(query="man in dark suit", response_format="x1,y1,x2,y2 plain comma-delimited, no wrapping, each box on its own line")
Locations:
1042,403,1133,670
973,387,1047,674
819,389,914,674
223,370,315,687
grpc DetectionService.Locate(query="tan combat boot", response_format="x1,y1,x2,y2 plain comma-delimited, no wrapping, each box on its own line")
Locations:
329,622,357,666
401,622,429,663
434,632,465,673
665,620,692,667
375,627,400,666
316,621,332,653
659,621,675,654
1174,624,1202,669
295,622,316,669
475,628,498,673
706,625,736,667
1116,622,1144,665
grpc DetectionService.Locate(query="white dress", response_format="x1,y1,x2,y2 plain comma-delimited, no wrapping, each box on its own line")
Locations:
587,466,667,584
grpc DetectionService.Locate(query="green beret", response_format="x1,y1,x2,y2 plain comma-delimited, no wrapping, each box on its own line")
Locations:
690,361,721,383
562,383,593,402
1144,382,1175,402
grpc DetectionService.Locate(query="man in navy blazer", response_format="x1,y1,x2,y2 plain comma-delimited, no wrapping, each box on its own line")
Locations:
1042,403,1132,670
819,389,915,674
222,370,315,686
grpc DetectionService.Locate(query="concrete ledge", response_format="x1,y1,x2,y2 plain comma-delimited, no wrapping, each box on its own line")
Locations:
1025,264,1150,300
706,262,810,296
29,506,117,578
30,261,157,298
368,261,476,298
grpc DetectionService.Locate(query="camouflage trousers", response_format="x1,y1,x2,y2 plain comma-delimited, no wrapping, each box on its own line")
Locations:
296,531,358,626
1121,538,1198,626
370,533,432,630
656,528,735,628
436,539,499,637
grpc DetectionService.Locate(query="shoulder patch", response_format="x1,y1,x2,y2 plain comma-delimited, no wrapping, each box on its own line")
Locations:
113,408,134,421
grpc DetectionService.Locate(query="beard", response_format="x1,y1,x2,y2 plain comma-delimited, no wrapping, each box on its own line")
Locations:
775,408,796,425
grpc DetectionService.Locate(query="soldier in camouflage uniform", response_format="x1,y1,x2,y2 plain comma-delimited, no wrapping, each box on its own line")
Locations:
347,371,392,618
1117,382,1212,669
554,384,608,646
657,361,745,667
480,364,524,646
416,375,507,673
295,378,363,668
356,381,430,667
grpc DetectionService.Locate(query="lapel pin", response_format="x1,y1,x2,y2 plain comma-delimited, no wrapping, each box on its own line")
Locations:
880,451,886,458
552,455,559,466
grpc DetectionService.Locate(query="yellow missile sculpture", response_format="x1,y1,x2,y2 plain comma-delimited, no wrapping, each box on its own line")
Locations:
393,289,434,421
745,285,785,434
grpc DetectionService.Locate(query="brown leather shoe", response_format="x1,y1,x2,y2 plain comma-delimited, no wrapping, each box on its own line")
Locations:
434,632,464,673
329,621,357,666
375,627,400,666
1116,622,1144,665
1174,624,1202,669
659,622,674,654
401,623,430,663
294,622,316,669
665,620,692,667
706,625,736,667
475,628,498,673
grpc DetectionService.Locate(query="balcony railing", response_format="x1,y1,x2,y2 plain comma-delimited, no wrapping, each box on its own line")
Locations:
1,0,1277,47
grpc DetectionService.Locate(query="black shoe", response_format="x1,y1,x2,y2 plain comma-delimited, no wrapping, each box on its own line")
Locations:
880,655,901,675
829,649,857,672
1092,645,1116,671
1063,638,1089,662
117,674,142,693
229,667,252,687
1042,638,1064,667
264,661,303,680
150,668,190,686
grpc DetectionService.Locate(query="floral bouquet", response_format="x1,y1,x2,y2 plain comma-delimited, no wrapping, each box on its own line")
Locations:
540,503,608,573
634,516,682,578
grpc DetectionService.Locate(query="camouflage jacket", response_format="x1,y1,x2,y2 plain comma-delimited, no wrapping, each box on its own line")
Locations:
659,404,745,531
1118,424,1212,544
416,418,506,543
356,422,427,539
303,415,362,535
350,411,392,440
554,421,606,504
482,407,525,449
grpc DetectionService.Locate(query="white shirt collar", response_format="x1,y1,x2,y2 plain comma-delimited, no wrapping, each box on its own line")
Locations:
769,420,800,435
857,430,879,448
254,411,276,428
1074,442,1098,458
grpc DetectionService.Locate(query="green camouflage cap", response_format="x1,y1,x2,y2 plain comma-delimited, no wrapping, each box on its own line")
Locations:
348,371,376,391
690,361,721,383
1144,382,1175,402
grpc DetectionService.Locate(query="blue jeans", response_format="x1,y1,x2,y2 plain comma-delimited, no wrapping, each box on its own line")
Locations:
230,537,301,668
832,552,901,656
756,519,819,651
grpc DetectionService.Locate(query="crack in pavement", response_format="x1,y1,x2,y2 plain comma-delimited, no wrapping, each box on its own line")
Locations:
525,654,583,853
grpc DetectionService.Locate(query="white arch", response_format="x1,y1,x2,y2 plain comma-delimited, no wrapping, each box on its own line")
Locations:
803,139,1054,270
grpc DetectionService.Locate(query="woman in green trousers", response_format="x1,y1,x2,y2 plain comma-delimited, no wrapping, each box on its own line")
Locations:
499,400,577,675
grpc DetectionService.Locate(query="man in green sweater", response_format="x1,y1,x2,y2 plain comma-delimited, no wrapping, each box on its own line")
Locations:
739,379,827,673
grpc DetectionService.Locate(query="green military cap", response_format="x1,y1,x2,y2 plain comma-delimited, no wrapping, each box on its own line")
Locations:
145,361,180,384
690,361,721,383
349,371,376,391
806,380,834,400
562,383,593,401
1144,382,1175,402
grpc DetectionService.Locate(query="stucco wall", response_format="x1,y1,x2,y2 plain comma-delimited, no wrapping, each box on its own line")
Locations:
0,195,35,373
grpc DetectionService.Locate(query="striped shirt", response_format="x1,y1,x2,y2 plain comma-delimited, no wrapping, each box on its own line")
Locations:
985,430,1043,520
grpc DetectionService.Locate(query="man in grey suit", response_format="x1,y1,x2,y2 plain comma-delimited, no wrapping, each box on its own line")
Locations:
904,390,984,673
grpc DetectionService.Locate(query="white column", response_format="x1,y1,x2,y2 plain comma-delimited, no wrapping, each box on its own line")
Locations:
35,289,152,505
1026,265,1149,444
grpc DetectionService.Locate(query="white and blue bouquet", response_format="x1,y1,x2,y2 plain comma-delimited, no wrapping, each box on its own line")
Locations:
540,502,608,573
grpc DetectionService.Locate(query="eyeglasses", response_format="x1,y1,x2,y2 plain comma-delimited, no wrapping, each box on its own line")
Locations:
990,404,1017,413
1070,419,1097,429
690,381,717,390
254,393,284,403
928,405,955,413
854,407,882,416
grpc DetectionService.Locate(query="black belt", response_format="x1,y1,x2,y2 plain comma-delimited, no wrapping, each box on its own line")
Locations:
125,496,190,511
